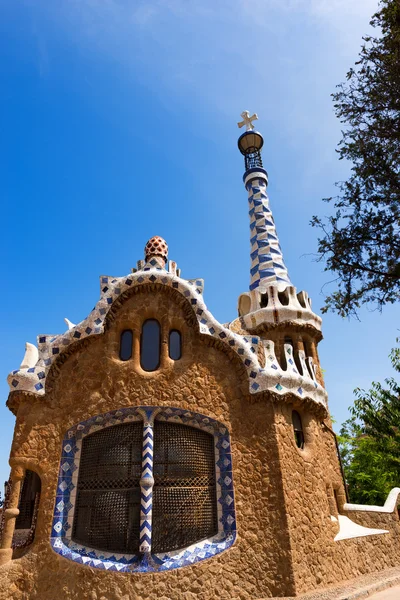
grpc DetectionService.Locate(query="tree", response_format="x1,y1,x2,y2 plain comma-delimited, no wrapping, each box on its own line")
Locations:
312,0,400,317
338,417,398,504
338,341,400,504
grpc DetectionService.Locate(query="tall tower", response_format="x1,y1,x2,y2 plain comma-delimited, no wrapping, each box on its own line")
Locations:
1,111,399,600
233,111,324,387
237,111,291,291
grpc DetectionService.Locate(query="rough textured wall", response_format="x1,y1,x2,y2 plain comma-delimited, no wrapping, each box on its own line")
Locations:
275,402,400,595
1,289,295,600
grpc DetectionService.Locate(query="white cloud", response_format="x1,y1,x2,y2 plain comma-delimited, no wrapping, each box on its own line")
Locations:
37,0,381,159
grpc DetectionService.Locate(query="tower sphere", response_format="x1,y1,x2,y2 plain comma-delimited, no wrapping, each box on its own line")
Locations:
238,130,264,156
144,236,168,263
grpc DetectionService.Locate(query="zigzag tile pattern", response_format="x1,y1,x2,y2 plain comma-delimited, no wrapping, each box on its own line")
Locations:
50,406,236,572
138,407,156,553
247,177,292,291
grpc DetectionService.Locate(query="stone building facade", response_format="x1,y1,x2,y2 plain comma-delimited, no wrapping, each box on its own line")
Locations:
0,116,399,599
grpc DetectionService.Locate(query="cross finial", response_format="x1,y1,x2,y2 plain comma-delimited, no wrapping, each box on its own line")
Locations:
237,110,258,131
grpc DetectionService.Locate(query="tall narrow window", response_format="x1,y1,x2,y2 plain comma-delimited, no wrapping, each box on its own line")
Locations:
12,470,41,549
72,422,143,553
169,330,182,360
119,329,133,361
292,410,305,449
15,470,41,530
140,319,161,371
152,421,218,553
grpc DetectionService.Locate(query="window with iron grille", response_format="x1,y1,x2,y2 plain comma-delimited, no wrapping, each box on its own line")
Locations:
15,470,41,531
72,422,143,553
72,418,218,555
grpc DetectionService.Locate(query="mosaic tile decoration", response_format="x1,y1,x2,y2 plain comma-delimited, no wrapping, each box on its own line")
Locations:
50,406,236,573
136,407,157,554
7,260,328,408
246,173,292,292
235,286,323,332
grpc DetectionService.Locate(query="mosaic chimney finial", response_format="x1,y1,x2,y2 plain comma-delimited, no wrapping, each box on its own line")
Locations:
144,236,169,268
237,112,291,291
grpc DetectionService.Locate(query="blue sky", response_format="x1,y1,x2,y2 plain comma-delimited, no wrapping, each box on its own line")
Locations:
1,0,398,487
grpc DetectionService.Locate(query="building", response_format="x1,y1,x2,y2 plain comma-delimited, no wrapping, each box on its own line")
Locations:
0,113,399,599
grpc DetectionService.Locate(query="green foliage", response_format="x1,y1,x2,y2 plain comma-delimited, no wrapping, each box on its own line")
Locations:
312,0,400,317
338,341,400,504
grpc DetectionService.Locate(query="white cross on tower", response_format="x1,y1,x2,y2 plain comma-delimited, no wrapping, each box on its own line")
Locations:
237,110,258,131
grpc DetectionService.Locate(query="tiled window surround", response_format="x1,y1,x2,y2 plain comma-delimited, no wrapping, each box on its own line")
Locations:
51,406,236,572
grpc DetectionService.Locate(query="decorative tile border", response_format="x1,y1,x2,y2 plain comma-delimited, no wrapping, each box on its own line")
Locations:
7,263,327,407
50,406,236,573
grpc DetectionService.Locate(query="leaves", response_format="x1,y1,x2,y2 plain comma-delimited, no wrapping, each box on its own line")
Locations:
338,340,400,504
312,0,400,317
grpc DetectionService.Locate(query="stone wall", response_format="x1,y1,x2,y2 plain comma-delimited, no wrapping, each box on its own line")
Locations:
0,289,295,600
275,401,400,595
1,287,399,599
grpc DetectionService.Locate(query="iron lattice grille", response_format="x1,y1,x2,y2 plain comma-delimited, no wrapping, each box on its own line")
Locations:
15,470,41,530
152,421,218,553
72,422,143,554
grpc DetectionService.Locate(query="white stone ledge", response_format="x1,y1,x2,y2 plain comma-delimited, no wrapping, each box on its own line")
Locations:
334,515,388,542
344,487,400,513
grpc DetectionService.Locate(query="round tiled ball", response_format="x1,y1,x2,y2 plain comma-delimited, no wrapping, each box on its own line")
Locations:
144,236,168,261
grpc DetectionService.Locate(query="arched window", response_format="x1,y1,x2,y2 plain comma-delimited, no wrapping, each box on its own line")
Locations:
260,292,269,308
152,421,217,553
72,418,218,556
54,407,235,572
168,330,182,361
140,319,161,371
72,422,143,553
292,410,305,449
119,329,133,361
278,288,289,306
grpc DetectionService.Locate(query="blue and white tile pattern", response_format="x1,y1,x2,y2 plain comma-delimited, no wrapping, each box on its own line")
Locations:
246,174,292,292
50,406,236,572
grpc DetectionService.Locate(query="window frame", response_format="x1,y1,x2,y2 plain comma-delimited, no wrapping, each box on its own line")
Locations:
168,329,182,361
140,319,161,372
51,406,236,573
292,410,305,450
119,329,133,361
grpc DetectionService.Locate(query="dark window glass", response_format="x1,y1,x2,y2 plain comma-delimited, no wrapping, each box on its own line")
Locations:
278,289,289,306
169,330,182,360
292,410,305,449
260,293,268,308
120,329,133,361
152,421,218,553
15,470,41,530
334,489,340,513
140,320,161,371
72,422,143,554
